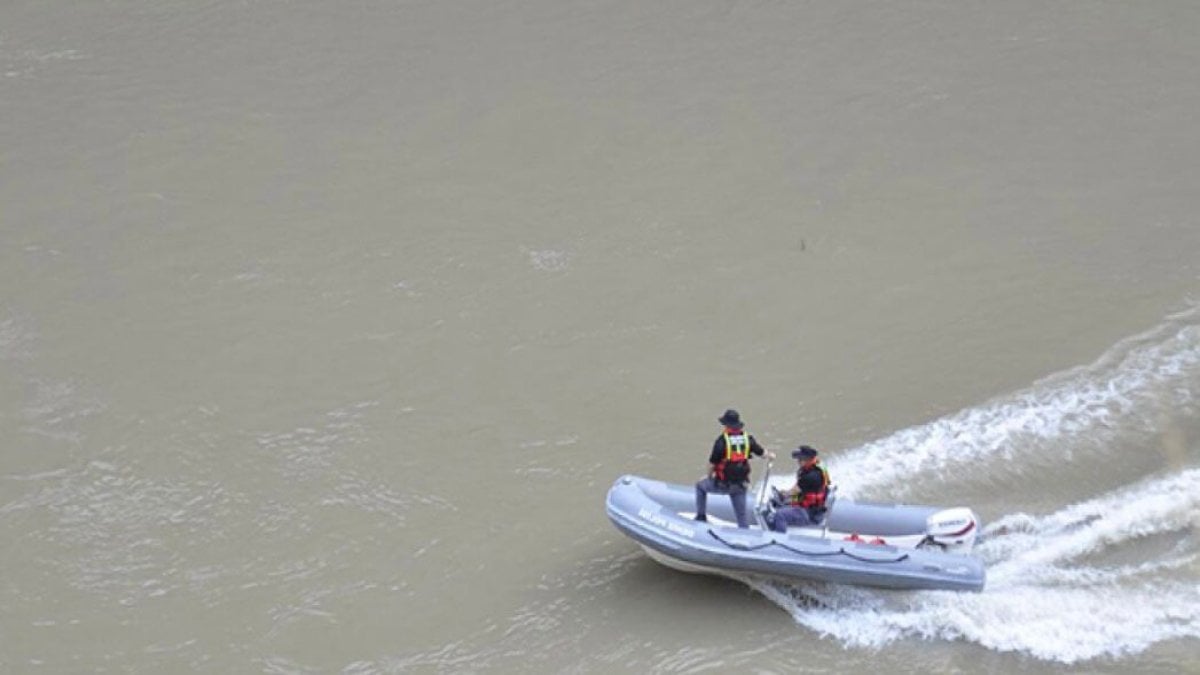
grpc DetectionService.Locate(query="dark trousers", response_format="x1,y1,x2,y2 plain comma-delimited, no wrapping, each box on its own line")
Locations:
694,477,749,528
768,506,822,533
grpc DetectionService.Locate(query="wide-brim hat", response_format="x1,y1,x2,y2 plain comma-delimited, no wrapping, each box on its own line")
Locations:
791,445,818,460
718,409,743,428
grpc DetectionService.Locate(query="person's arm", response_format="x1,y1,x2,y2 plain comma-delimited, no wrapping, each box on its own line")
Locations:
786,470,804,498
750,435,776,460
706,439,723,476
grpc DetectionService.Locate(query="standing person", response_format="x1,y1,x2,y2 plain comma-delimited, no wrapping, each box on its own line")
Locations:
694,409,774,528
767,445,830,532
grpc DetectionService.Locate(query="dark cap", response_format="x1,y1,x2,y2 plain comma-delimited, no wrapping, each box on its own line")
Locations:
791,445,818,460
718,409,743,428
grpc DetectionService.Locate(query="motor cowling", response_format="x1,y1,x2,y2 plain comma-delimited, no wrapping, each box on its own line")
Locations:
924,507,979,552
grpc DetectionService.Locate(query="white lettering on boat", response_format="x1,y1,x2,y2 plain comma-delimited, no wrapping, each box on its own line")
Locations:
638,507,695,538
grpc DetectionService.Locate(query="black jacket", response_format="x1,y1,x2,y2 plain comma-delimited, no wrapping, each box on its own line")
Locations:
794,463,829,512
708,429,766,481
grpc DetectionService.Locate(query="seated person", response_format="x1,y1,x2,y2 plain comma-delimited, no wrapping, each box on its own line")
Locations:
767,445,829,532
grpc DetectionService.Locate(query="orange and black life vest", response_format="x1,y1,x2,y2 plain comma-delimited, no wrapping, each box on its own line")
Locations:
715,429,752,482
789,463,829,510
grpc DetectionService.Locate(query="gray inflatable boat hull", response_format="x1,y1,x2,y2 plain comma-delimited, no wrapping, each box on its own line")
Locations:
605,475,986,592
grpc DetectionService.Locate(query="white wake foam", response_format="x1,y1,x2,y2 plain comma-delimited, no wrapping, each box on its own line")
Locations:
755,309,1200,663
753,469,1200,663
830,305,1200,498
980,469,1200,583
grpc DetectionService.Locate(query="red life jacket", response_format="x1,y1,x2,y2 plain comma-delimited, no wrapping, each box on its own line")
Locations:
715,428,751,482
789,463,829,509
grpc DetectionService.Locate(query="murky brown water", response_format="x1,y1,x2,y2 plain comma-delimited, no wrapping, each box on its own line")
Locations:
2,1,1199,672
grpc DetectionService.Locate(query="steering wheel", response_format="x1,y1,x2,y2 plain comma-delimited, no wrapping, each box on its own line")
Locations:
768,486,785,508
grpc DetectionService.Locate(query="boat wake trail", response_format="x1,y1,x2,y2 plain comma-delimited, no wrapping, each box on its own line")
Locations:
752,469,1200,662
832,304,1200,499
752,308,1200,663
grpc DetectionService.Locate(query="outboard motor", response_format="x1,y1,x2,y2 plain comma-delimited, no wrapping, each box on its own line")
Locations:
923,508,979,553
